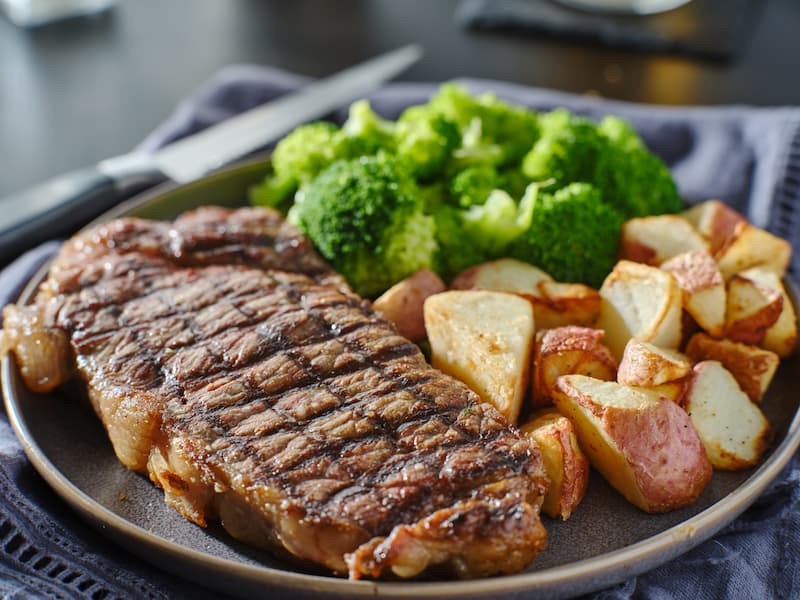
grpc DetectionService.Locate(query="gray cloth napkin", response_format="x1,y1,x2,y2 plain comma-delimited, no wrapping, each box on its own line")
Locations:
1,66,800,599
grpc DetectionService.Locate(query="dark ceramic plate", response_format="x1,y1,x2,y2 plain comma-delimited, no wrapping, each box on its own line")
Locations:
4,157,800,599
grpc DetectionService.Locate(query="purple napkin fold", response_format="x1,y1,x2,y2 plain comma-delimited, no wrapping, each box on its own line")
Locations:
1,65,800,599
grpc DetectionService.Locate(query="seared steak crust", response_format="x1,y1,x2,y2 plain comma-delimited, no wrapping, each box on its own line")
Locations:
3,207,547,579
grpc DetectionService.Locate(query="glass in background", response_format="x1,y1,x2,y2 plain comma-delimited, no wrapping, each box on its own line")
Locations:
552,0,692,15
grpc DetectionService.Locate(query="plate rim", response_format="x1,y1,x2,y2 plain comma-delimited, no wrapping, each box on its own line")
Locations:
4,162,800,598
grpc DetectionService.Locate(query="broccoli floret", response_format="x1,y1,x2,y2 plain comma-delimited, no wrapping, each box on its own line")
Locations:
522,110,682,219
435,187,535,278
395,106,461,179
598,115,644,152
595,115,681,216
340,99,396,156
474,92,540,166
447,164,530,208
250,121,345,208
462,189,534,254
521,109,604,185
271,121,342,182
450,116,505,169
426,83,481,128
288,155,437,297
432,206,488,277
510,182,624,287
428,84,539,169
594,145,683,218
448,164,504,207
419,180,449,212
499,168,532,200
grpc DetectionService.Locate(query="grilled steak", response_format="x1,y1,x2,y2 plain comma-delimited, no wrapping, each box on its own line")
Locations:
2,206,548,579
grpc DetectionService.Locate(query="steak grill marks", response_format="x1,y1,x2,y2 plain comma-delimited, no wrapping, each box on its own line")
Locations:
5,207,547,578
49,209,534,539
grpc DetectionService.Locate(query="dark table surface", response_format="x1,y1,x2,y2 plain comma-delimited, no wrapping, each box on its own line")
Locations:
1,0,800,198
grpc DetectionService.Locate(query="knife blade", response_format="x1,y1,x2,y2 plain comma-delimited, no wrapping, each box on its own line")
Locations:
0,44,423,264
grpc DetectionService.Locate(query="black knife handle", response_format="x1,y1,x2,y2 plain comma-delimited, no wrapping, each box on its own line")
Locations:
0,166,165,266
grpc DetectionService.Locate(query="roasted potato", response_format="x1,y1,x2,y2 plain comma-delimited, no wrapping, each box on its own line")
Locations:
520,409,590,520
372,269,446,341
645,381,688,406
715,222,791,280
552,375,712,513
597,260,683,359
451,258,600,329
685,333,779,404
619,215,708,266
660,249,726,337
450,258,552,300
680,199,746,255
738,267,797,357
725,271,783,345
424,290,534,423
534,281,602,330
532,326,617,407
617,339,691,388
684,361,771,470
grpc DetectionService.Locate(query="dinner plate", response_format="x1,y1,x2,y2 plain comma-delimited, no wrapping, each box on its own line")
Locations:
4,157,800,600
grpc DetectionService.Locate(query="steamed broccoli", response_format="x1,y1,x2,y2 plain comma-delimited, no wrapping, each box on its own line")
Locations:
432,206,488,277
340,99,397,156
252,121,345,208
448,165,504,207
598,115,644,152
447,164,533,208
521,109,604,186
594,142,683,218
250,84,684,296
510,182,624,287
522,109,681,219
395,106,461,179
427,84,539,169
435,187,535,277
593,115,682,217
288,155,437,297
461,189,534,255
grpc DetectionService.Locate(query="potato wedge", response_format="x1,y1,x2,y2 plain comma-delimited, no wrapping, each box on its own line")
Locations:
534,281,602,329
642,381,688,406
373,269,446,341
532,326,617,407
660,249,726,337
715,223,791,279
619,215,708,266
725,271,783,345
597,260,683,360
424,290,534,423
450,258,553,300
553,375,712,513
450,258,601,329
738,267,797,357
685,333,779,404
684,361,771,470
680,199,746,255
520,409,590,520
617,339,691,387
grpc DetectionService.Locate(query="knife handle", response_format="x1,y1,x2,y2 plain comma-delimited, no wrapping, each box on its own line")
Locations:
0,164,165,266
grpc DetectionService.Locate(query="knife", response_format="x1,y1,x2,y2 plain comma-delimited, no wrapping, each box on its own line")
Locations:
0,44,423,264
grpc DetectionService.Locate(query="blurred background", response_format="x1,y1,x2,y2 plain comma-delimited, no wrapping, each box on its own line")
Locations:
1,0,799,198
